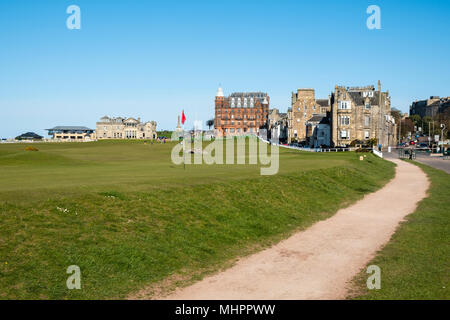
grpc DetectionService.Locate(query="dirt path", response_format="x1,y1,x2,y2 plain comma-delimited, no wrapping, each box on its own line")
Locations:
150,159,429,300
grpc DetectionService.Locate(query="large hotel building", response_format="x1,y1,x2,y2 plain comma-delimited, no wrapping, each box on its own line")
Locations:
214,87,269,136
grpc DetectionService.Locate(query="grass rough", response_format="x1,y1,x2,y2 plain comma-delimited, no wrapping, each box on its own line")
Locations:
349,161,449,300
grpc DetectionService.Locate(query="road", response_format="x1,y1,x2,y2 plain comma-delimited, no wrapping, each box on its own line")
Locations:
384,148,450,174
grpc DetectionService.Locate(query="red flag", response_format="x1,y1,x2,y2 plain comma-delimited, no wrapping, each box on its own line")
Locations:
181,110,186,125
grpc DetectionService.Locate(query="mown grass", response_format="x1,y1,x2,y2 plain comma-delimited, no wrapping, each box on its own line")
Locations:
0,140,395,299
350,161,449,300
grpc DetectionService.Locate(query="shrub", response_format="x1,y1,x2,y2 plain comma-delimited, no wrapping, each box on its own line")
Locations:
25,146,39,152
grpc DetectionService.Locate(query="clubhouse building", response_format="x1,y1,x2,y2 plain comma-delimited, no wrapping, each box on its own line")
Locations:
46,126,95,141
96,116,157,140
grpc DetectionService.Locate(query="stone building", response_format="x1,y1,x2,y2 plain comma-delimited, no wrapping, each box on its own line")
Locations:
306,115,331,148
268,108,282,126
410,96,450,118
96,116,157,140
268,108,288,142
288,89,331,142
330,81,395,147
214,87,269,136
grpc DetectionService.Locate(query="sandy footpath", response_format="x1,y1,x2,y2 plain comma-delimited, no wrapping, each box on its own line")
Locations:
139,159,429,300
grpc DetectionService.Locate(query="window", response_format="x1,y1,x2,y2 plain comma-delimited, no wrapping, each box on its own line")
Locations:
338,101,351,110
340,115,350,125
364,130,370,139
364,116,370,126
340,130,350,139
365,103,370,110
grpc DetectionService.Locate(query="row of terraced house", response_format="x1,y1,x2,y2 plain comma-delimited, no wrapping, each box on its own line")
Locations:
214,80,397,148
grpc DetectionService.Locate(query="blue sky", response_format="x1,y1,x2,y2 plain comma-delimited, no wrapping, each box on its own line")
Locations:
1,0,449,138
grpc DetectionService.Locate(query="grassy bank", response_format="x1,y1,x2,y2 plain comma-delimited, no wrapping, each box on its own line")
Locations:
0,141,394,299
350,161,449,299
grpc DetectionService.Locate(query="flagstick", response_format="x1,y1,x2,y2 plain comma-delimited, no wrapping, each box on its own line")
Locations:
183,123,185,170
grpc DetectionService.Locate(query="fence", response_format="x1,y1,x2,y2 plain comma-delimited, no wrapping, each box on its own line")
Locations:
398,148,416,159
372,148,383,158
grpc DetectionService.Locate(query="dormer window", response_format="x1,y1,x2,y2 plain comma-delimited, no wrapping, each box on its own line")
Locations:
338,101,351,110
365,103,371,110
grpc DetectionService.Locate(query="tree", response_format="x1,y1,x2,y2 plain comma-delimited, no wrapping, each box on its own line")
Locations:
206,119,214,130
367,138,378,147
422,116,432,135
390,108,402,124
400,118,414,139
409,114,421,126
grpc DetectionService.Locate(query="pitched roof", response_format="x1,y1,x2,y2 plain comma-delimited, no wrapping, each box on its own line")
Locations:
348,91,380,105
315,99,329,107
46,126,94,131
307,114,328,122
16,132,43,139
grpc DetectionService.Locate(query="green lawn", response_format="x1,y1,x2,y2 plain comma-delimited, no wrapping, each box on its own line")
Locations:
0,140,395,299
350,161,449,299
